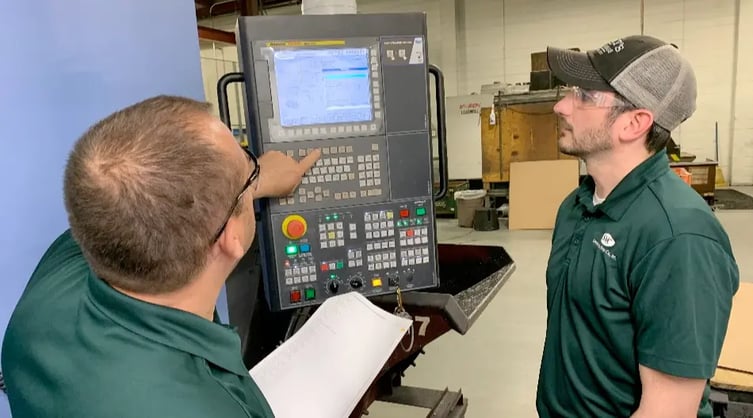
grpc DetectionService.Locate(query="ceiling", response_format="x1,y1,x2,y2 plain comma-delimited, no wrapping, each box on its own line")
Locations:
195,0,302,20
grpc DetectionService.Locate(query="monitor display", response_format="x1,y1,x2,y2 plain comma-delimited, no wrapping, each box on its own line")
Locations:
273,48,373,128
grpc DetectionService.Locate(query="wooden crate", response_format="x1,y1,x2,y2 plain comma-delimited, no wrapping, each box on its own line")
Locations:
530,51,548,72
481,90,576,183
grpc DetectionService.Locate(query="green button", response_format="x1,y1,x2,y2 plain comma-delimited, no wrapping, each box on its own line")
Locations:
285,245,298,255
333,214,339,220
416,219,423,225
330,273,337,280
305,288,316,300
325,215,332,221
336,261,344,269
416,207,427,216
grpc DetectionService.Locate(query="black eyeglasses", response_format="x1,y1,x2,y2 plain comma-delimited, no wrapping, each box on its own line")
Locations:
211,146,260,243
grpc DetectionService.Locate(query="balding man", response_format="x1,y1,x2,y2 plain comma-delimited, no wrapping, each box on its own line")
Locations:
2,95,320,418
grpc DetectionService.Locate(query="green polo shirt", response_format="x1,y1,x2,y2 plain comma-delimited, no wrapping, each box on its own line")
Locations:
2,230,274,418
536,151,739,418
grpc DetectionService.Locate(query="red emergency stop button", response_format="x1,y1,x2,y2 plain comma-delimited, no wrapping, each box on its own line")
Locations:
282,215,307,240
290,289,302,303
399,209,409,218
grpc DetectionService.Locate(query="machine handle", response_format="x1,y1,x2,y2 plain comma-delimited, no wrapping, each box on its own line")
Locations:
429,64,448,201
217,72,245,129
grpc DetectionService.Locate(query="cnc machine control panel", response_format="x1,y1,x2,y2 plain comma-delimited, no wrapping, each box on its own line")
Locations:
235,14,440,311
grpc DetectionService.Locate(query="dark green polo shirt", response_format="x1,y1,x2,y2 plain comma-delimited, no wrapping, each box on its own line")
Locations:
2,230,274,418
536,151,739,418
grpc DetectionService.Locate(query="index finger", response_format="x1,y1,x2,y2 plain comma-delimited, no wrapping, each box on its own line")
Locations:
298,148,322,174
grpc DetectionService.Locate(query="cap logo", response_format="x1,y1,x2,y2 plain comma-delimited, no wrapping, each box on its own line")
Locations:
596,39,625,55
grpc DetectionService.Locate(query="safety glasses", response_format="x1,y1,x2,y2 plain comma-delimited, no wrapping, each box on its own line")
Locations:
569,86,633,109
211,146,260,243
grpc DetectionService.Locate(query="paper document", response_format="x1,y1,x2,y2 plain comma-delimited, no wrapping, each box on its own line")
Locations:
249,292,412,418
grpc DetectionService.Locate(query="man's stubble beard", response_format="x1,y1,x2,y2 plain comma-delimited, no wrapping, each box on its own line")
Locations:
558,118,613,159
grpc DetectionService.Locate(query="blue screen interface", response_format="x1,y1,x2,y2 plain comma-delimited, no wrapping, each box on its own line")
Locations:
273,48,373,127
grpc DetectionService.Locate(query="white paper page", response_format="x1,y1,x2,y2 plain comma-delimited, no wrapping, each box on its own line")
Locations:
249,292,411,418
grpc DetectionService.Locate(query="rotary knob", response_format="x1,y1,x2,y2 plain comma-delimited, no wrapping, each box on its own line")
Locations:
282,215,307,240
328,281,340,294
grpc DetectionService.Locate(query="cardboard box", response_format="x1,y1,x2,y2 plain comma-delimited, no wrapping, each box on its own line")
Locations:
508,159,580,230
717,282,753,374
711,283,753,393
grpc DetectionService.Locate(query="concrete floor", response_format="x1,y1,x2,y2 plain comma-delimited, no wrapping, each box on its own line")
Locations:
369,186,753,418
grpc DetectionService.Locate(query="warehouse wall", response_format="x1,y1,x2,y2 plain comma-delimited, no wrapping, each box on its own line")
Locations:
199,0,752,185
732,0,753,184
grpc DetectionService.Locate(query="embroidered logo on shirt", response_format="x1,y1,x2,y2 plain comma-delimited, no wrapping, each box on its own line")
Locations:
600,233,616,248
593,233,617,260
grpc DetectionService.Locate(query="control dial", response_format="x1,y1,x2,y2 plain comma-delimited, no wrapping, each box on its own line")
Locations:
328,281,340,294
282,215,307,240
349,274,364,289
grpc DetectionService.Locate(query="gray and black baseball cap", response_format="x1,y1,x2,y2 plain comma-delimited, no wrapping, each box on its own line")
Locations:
547,35,697,132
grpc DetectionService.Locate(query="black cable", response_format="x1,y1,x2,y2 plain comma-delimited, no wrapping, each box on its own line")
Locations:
0,370,6,393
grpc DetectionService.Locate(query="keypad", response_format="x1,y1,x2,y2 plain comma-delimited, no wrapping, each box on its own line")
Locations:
368,250,397,271
401,247,430,267
399,226,430,266
347,249,364,268
358,144,383,198
279,144,384,206
284,264,317,285
363,210,398,271
399,226,429,246
318,221,345,249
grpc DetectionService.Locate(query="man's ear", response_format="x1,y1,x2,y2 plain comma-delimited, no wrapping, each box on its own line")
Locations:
216,217,246,260
619,109,654,142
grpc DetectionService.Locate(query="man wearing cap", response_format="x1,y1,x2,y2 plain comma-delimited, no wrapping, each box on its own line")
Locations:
537,35,739,417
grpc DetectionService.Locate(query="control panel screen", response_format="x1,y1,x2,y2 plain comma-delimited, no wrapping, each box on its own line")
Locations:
273,48,373,128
